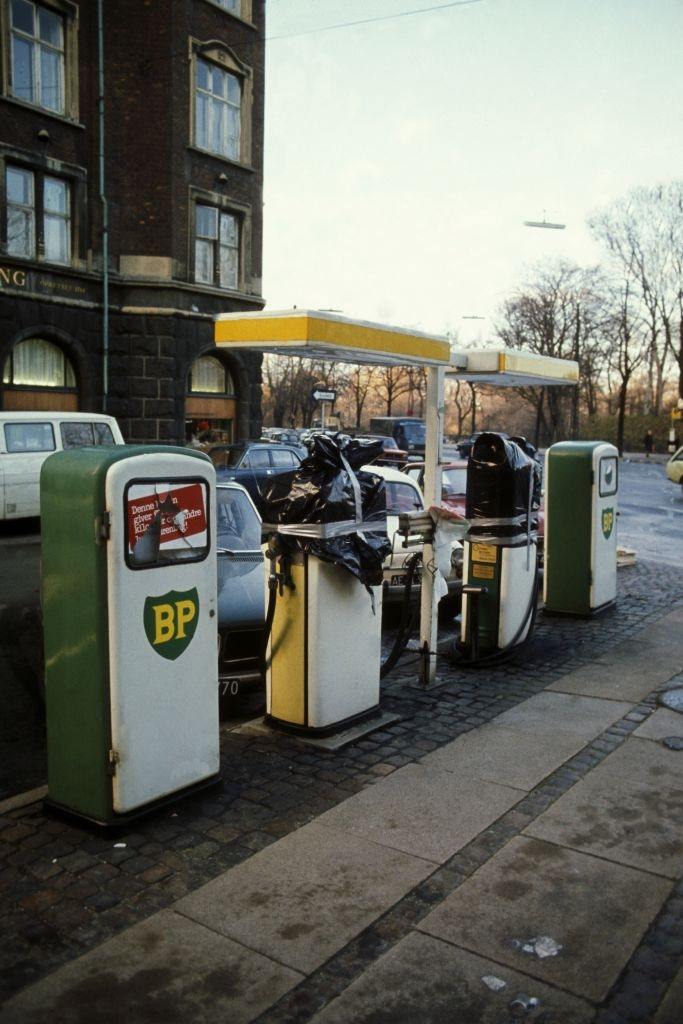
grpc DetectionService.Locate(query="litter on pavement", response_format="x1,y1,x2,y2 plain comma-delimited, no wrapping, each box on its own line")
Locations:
659,689,683,713
481,975,507,991
511,935,563,958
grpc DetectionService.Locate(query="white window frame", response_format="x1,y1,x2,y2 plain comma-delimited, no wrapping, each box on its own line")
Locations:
5,163,71,265
202,0,253,24
6,164,35,259
42,174,70,263
9,0,65,114
194,56,241,161
189,40,252,166
215,0,239,15
194,203,240,291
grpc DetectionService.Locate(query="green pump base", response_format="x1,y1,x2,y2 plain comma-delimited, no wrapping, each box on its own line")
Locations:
543,597,616,620
43,771,222,837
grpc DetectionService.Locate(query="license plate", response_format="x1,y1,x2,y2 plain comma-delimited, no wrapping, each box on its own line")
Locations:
219,678,241,698
389,574,420,588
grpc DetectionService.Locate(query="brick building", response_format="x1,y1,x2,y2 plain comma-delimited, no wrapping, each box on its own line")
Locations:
0,0,265,443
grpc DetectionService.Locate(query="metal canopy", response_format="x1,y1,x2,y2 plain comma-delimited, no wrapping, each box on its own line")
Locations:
215,309,451,367
213,312,579,690
448,348,579,387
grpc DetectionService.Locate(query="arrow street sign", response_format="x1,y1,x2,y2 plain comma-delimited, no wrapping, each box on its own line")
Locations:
312,388,337,403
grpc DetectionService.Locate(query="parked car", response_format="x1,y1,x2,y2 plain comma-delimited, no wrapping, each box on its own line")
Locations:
369,416,426,456
457,430,510,459
353,434,408,464
402,459,469,516
206,441,303,514
216,482,265,707
267,429,307,451
0,411,124,520
666,445,683,486
402,456,545,542
363,463,463,605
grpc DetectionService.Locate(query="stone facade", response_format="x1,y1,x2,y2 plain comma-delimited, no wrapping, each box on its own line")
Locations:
0,0,265,442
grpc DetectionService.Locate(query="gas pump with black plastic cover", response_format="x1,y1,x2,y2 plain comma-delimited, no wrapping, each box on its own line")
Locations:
257,434,392,736
451,433,541,666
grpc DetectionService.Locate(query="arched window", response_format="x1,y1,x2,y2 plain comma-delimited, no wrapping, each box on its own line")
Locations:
3,338,76,389
188,355,234,395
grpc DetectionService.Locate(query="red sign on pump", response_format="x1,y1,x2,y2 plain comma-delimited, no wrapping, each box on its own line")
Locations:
126,481,208,559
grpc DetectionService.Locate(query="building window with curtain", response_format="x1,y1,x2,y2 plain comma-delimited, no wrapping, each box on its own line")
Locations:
215,1,240,17
189,355,234,395
186,355,236,445
195,57,241,161
204,0,253,20
194,204,240,290
9,0,65,114
6,165,71,265
3,337,76,388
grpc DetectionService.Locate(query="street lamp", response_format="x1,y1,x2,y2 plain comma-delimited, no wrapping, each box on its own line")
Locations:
523,211,566,230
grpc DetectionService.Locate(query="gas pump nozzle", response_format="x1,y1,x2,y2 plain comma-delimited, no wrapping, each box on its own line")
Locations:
265,537,295,596
397,509,434,547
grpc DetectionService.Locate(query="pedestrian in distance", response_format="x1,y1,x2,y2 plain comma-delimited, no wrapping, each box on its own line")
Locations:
643,429,654,458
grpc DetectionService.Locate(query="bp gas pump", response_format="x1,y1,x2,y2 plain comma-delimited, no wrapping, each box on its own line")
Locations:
544,441,618,616
456,433,541,662
264,542,385,734
41,446,220,828
260,434,389,736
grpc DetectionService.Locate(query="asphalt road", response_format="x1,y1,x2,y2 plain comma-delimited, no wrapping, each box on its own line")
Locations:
0,459,680,800
617,457,683,569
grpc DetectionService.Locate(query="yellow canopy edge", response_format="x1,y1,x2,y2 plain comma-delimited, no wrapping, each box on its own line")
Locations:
214,310,451,367
448,348,579,386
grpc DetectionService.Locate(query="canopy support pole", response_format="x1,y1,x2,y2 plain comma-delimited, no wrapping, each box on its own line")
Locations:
419,365,444,685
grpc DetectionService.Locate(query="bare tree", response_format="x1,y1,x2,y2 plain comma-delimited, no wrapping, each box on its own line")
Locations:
342,365,376,428
262,357,350,427
602,276,649,454
588,183,683,408
372,365,412,416
496,259,607,443
446,379,475,435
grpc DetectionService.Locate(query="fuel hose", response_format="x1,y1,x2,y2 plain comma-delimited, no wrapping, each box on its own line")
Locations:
449,565,540,668
380,551,423,679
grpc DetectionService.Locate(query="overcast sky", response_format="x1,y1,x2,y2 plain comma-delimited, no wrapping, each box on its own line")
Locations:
263,0,683,345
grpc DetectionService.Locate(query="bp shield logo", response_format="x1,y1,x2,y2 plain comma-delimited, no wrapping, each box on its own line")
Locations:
143,588,199,660
602,507,614,540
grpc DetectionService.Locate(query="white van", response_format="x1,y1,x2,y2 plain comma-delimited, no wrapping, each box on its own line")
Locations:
0,412,125,519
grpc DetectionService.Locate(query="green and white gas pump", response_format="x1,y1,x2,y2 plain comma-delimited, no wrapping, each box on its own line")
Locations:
41,446,220,828
544,441,618,616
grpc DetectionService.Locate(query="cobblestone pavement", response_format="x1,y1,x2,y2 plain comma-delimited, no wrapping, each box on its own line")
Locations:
1,558,681,1022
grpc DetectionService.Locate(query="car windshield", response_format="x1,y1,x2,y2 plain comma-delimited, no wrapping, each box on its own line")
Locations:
385,481,424,515
402,422,425,441
209,446,245,470
441,468,467,496
216,488,261,550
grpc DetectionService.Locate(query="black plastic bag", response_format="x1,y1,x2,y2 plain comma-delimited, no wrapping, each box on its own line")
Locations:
466,432,540,536
259,434,391,588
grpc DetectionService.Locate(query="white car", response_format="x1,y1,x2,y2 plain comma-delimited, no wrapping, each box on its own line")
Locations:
363,463,463,604
0,412,125,519
666,445,683,487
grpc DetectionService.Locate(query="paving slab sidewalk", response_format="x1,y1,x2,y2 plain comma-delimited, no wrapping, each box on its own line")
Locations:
2,605,683,1023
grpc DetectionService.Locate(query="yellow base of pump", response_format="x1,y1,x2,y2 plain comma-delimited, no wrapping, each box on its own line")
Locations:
266,553,382,735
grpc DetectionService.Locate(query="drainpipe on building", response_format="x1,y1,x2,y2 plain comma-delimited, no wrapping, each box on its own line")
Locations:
97,0,109,412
